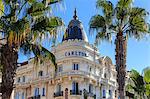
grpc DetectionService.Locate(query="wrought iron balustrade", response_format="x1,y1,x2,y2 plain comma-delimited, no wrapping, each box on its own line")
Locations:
54,91,63,97
70,90,82,95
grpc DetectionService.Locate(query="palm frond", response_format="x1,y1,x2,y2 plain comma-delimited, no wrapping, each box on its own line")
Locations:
89,15,106,31
0,0,5,16
96,0,114,24
95,31,112,45
130,7,148,18
143,67,150,83
117,0,133,9
20,41,57,69
115,0,133,24
27,2,51,17
7,18,30,46
31,16,64,42
48,0,62,5
89,14,114,44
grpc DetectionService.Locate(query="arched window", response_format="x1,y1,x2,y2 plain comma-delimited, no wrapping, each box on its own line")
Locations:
72,81,78,93
57,84,61,92
17,77,20,83
15,92,19,99
72,51,74,55
65,52,67,56
68,52,70,56
34,88,39,96
73,63,79,70
103,89,106,98
42,88,45,96
58,65,63,72
89,67,92,72
89,84,93,93
22,76,25,82
75,51,78,55
109,90,112,97
104,73,107,78
78,51,81,56
22,92,24,99
38,71,43,77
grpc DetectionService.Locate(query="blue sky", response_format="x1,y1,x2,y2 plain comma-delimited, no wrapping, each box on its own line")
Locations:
19,0,150,73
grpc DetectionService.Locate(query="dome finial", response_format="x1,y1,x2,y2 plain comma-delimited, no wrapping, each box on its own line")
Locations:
73,8,78,20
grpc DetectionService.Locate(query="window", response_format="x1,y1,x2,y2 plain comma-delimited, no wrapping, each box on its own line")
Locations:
58,66,63,72
103,90,106,98
71,51,74,55
57,84,61,92
22,76,25,82
104,73,107,78
72,82,78,93
89,67,92,72
73,63,79,70
89,84,93,93
85,53,87,56
65,52,67,56
42,88,45,96
22,92,24,99
82,52,85,56
38,71,43,76
15,92,19,99
78,52,81,56
68,52,70,56
34,88,39,96
75,51,78,55
18,77,20,83
109,90,112,97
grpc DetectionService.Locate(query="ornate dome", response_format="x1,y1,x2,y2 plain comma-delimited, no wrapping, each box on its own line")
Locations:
62,9,88,42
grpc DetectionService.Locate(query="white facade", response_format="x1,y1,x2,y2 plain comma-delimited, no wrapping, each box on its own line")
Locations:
14,10,117,99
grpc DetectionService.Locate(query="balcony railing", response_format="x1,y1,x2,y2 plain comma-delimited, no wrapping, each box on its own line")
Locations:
88,92,96,98
56,70,99,80
70,90,82,95
54,91,63,97
28,95,40,99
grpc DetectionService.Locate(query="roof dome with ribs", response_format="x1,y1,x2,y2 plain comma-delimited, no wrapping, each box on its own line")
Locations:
62,9,88,42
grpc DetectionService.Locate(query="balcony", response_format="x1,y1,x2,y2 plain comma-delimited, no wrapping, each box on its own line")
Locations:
28,95,40,99
88,92,96,98
15,81,30,88
31,74,53,83
70,90,82,95
54,91,63,97
56,70,99,80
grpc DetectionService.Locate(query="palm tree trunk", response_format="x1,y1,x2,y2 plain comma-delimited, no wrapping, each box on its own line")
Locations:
115,32,127,99
1,44,18,99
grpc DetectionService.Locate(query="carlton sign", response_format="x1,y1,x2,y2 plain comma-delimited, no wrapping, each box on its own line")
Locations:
65,51,88,57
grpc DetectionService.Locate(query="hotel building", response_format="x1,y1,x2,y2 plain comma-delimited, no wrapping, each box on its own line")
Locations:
14,10,117,99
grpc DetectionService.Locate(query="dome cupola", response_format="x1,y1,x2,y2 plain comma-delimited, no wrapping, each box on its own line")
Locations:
62,9,88,42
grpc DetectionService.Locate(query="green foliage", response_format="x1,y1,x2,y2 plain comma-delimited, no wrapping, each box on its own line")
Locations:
126,68,150,98
89,0,149,44
0,0,4,16
143,67,150,98
20,41,57,70
48,0,62,5
0,0,64,67
28,2,50,16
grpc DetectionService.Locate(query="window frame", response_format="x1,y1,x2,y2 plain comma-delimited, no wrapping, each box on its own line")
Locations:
73,63,79,70
42,87,46,96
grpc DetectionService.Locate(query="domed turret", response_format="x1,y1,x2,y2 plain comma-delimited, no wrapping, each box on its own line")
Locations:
62,9,88,42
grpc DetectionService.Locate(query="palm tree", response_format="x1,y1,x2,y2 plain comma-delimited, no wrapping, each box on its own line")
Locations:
89,0,149,98
126,69,146,99
143,67,150,98
0,0,64,99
